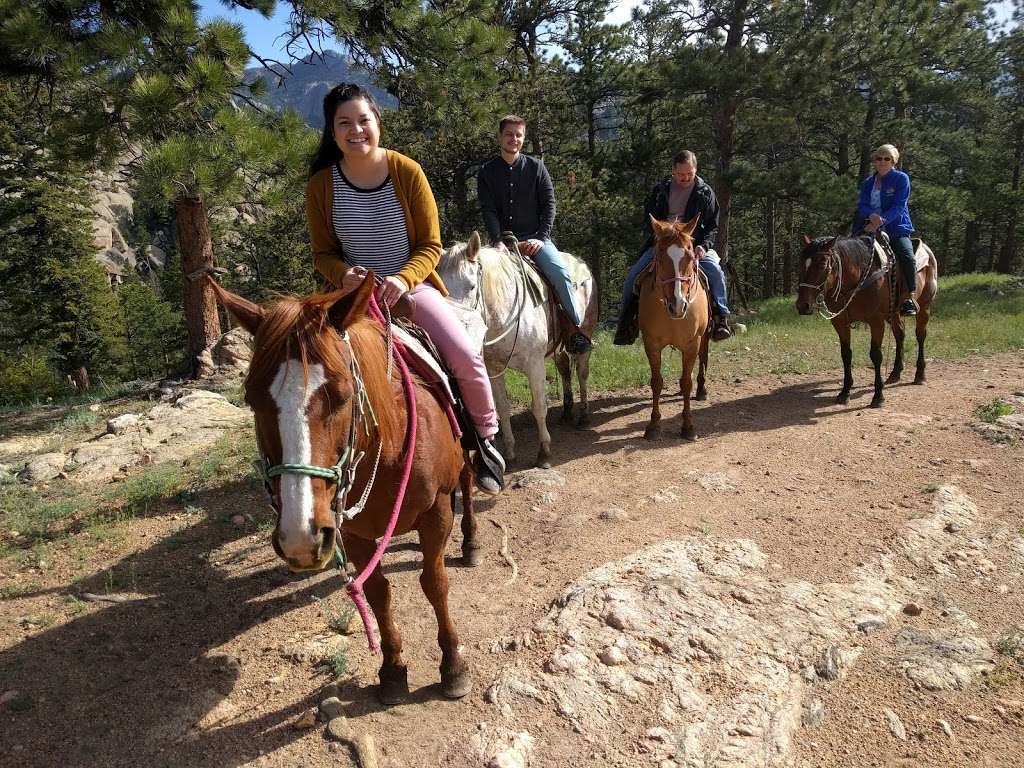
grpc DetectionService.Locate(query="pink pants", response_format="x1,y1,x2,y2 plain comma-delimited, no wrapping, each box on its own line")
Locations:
409,283,498,438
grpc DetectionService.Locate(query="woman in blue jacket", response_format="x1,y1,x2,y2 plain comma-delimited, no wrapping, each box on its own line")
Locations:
853,143,918,315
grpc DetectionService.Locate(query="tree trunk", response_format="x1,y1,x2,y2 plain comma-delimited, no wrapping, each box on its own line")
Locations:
711,95,739,263
857,90,876,181
781,200,794,295
837,134,850,176
762,194,776,298
175,194,222,378
71,366,91,392
996,122,1023,274
986,217,999,272
962,220,979,272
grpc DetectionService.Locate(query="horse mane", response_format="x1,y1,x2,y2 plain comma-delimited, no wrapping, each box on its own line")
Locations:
246,292,402,462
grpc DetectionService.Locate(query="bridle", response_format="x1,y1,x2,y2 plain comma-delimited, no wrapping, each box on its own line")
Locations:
655,240,699,305
253,329,388,526
799,241,876,320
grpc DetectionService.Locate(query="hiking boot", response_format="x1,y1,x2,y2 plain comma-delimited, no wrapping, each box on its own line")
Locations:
613,295,640,346
711,315,732,342
568,331,593,354
899,298,918,316
474,438,505,496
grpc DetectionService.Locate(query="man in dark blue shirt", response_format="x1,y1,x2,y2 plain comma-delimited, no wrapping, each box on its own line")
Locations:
477,115,592,354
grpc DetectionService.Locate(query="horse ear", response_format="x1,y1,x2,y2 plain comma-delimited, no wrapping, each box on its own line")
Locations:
680,214,700,236
467,231,481,263
327,272,375,331
648,213,663,233
800,234,812,246
207,277,265,334
828,235,840,249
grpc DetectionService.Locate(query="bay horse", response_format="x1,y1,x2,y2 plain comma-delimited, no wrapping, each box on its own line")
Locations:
438,232,598,468
210,276,476,703
796,234,938,407
638,215,711,440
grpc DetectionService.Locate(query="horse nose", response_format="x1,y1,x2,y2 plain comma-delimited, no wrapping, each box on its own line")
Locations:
796,300,812,315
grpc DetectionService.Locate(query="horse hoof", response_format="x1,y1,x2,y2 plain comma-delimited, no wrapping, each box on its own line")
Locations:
869,397,884,409
441,669,473,699
535,450,552,469
836,393,850,405
885,374,901,385
644,425,660,440
913,376,926,385
682,427,697,442
695,390,707,402
461,546,483,567
377,666,409,705
575,412,590,428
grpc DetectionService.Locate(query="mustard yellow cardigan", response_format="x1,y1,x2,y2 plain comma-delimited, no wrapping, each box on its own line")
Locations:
305,149,447,295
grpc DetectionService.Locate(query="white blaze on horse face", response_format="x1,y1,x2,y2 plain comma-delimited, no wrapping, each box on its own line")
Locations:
804,257,812,273
269,360,327,547
667,244,688,310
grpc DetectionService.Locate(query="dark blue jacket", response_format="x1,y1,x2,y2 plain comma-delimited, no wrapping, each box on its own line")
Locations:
854,169,914,238
477,154,555,244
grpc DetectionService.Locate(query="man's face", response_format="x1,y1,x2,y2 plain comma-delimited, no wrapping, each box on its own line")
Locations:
499,124,526,155
672,162,697,186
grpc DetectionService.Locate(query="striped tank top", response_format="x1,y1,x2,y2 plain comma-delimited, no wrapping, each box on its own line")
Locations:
331,164,410,277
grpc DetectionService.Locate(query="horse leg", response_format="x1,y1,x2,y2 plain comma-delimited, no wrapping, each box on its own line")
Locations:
417,493,471,699
553,349,574,424
643,341,664,440
458,465,481,566
913,305,930,384
491,372,515,464
680,349,697,441
834,322,853,404
342,532,407,704
886,313,905,384
526,357,553,468
868,319,885,408
695,330,709,401
574,348,592,428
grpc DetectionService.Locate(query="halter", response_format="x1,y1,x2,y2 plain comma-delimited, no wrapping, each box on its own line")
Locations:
798,241,879,320
253,331,384,523
655,242,699,305
253,296,410,654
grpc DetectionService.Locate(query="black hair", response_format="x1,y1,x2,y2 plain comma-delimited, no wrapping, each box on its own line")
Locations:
308,83,383,178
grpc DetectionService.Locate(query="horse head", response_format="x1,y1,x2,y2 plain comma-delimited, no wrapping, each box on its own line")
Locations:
438,231,485,309
796,234,839,315
650,213,700,319
209,277,400,572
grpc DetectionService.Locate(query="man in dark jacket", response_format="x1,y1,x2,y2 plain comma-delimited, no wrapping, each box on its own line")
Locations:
614,150,732,345
477,115,592,353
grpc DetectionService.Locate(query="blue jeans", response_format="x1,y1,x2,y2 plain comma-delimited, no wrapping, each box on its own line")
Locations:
621,247,731,316
532,239,583,328
891,236,916,293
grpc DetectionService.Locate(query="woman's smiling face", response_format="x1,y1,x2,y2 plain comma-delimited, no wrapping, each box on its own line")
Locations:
332,98,380,158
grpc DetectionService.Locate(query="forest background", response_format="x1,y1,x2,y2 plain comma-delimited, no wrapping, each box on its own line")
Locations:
1,0,1022,404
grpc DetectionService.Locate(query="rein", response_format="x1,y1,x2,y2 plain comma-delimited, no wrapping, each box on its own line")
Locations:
800,241,884,320
255,292,416,654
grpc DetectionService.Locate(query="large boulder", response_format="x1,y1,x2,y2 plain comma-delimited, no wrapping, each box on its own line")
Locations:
212,328,252,372
22,453,67,483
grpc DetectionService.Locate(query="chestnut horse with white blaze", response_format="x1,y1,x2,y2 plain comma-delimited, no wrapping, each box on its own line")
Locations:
796,234,938,407
638,215,711,441
210,276,476,703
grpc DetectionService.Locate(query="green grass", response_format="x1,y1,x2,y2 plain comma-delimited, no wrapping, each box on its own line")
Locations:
975,398,1015,423
326,604,356,635
996,627,1024,666
502,272,1024,405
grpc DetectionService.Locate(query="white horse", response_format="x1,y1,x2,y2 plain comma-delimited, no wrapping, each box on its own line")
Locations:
439,232,598,468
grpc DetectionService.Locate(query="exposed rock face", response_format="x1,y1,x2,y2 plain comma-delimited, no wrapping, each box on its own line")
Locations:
211,328,253,375
468,486,1000,767
69,390,250,483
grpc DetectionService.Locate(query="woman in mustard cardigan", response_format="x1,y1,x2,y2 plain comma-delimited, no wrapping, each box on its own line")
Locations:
306,83,504,495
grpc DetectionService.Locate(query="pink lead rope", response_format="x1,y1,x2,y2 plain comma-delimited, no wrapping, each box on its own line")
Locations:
344,293,418,653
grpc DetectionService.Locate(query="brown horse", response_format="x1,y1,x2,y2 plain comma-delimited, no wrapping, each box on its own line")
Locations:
796,235,938,407
210,276,476,703
638,215,711,440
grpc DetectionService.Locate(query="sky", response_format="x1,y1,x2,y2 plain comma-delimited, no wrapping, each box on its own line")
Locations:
197,0,1018,66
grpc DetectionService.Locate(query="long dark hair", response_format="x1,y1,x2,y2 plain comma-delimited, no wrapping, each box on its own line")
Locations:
308,83,383,178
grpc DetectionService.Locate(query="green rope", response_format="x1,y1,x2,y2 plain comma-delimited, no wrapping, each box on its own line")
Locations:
265,463,340,481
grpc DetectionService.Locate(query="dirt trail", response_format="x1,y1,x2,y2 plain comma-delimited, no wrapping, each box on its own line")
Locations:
1,352,1023,767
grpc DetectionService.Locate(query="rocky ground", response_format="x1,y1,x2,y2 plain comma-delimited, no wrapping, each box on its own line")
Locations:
1,352,1022,768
